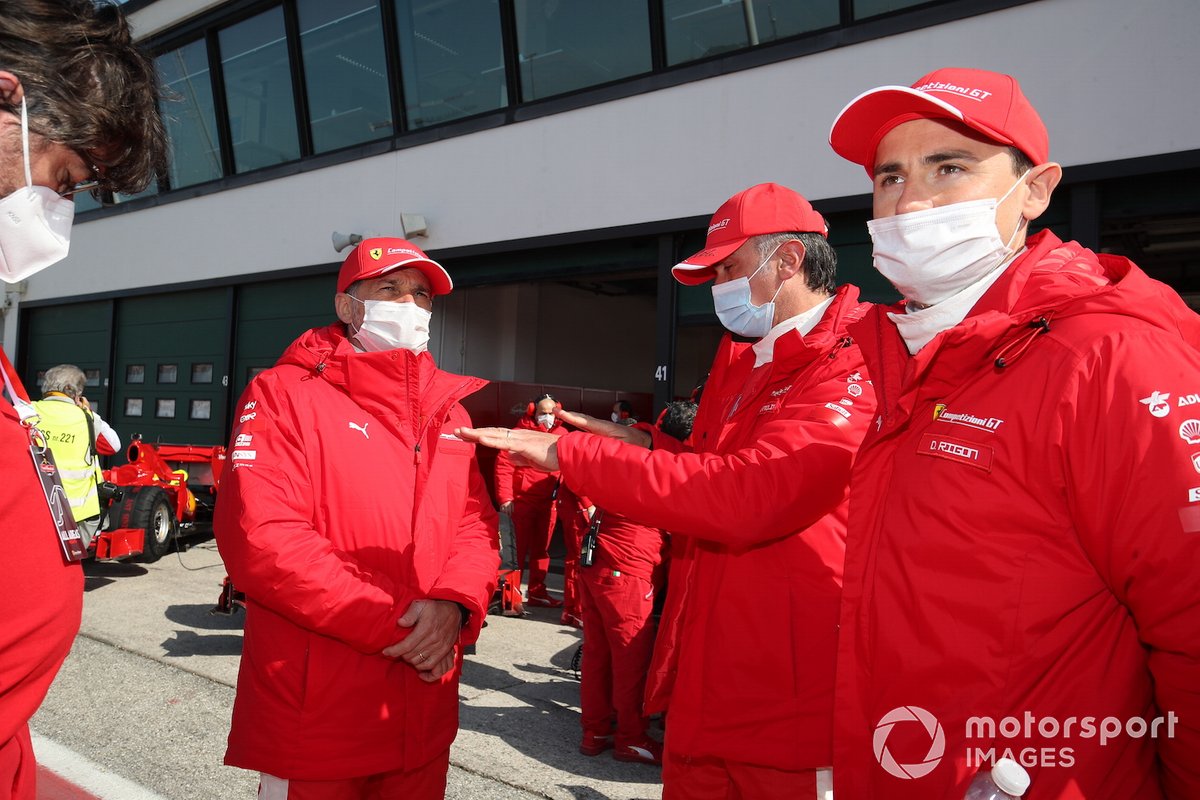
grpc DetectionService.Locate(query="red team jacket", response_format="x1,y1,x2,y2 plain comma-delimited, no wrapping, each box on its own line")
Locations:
0,405,83,799
835,232,1200,798
214,324,499,781
557,285,874,771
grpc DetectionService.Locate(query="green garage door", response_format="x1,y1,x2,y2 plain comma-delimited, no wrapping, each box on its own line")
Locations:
22,301,115,419
232,274,335,404
111,288,231,447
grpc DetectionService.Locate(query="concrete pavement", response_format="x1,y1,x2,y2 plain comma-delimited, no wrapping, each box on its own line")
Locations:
32,540,664,799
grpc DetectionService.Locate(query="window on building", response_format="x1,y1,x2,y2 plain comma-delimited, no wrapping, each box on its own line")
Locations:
84,369,101,387
190,399,212,420
158,39,223,188
125,398,144,417
662,0,839,65
218,6,302,172
156,398,177,418
158,364,178,384
126,364,145,384
297,0,394,152
513,0,651,101
191,363,214,384
395,0,507,128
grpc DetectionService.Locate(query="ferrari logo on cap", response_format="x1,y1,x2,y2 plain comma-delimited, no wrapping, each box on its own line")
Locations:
369,248,382,260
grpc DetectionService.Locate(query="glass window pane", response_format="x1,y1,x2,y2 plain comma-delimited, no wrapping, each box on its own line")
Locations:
190,399,212,420
156,398,176,418
297,0,394,152
395,0,507,129
854,0,929,19
125,398,143,417
514,0,651,101
126,364,145,384
158,40,223,188
663,0,840,65
218,6,301,172
158,364,178,384
191,363,214,384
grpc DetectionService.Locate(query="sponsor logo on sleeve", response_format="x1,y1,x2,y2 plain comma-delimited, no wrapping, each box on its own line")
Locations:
758,401,778,415
1192,453,1200,474
917,433,994,472
239,411,257,424
1180,420,1200,445
231,449,256,461
243,400,257,411
840,398,854,406
1179,393,1200,407
824,402,851,420
1188,487,1200,503
848,383,863,397
234,433,253,447
932,404,1004,432
1141,391,1171,418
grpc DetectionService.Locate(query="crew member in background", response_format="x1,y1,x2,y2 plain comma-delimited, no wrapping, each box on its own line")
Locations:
0,2,166,796
555,482,591,628
32,364,120,547
611,400,635,426
494,393,568,608
214,237,498,799
462,183,875,798
577,401,693,766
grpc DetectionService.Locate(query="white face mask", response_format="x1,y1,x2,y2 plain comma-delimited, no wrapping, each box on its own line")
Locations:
867,172,1030,307
0,98,75,283
611,412,621,423
710,243,784,338
536,413,555,429
348,297,431,353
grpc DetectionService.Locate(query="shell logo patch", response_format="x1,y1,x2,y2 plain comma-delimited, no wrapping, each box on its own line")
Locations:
369,247,383,260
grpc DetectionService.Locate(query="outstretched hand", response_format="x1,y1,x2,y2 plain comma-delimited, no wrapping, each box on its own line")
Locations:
555,409,651,449
455,426,561,471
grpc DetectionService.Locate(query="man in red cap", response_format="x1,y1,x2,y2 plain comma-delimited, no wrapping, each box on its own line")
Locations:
214,237,499,799
460,183,875,794
828,68,1200,798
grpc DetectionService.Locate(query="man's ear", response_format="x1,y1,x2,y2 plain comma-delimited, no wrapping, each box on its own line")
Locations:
334,293,355,325
1023,162,1062,222
777,239,807,281
0,72,24,107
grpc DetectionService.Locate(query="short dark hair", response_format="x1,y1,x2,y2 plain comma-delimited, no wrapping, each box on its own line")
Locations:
658,400,697,442
0,0,168,195
755,231,838,295
614,400,632,414
1009,146,1034,176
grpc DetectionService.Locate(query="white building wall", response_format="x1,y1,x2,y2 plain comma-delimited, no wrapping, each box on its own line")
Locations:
10,0,1200,348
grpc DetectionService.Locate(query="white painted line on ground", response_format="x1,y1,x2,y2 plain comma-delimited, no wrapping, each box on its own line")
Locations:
30,730,171,800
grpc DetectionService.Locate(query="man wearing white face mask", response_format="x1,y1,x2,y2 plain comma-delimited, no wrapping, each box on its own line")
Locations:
214,237,499,799
0,3,167,797
828,67,1200,798
459,183,875,795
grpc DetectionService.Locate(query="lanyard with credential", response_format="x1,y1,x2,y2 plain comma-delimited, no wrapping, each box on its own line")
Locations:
0,348,86,562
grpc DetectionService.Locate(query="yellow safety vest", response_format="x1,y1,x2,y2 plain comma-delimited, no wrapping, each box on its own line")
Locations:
30,395,102,522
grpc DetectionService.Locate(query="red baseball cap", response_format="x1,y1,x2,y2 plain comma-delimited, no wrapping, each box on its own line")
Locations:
672,183,828,286
337,237,453,296
829,67,1049,174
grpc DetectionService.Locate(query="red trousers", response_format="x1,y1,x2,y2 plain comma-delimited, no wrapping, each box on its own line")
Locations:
556,494,589,619
662,748,830,800
0,726,34,800
512,495,557,597
579,570,656,746
258,749,450,800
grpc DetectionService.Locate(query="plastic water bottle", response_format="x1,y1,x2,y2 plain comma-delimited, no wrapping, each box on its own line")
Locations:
964,758,1030,799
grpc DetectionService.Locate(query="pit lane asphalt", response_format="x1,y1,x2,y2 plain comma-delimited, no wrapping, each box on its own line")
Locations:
31,538,664,799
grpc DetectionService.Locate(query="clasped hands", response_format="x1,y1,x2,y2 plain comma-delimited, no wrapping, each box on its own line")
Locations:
383,598,463,682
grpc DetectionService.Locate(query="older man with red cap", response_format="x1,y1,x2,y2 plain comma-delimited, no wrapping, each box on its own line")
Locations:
214,238,499,799
460,184,874,795
828,68,1200,798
